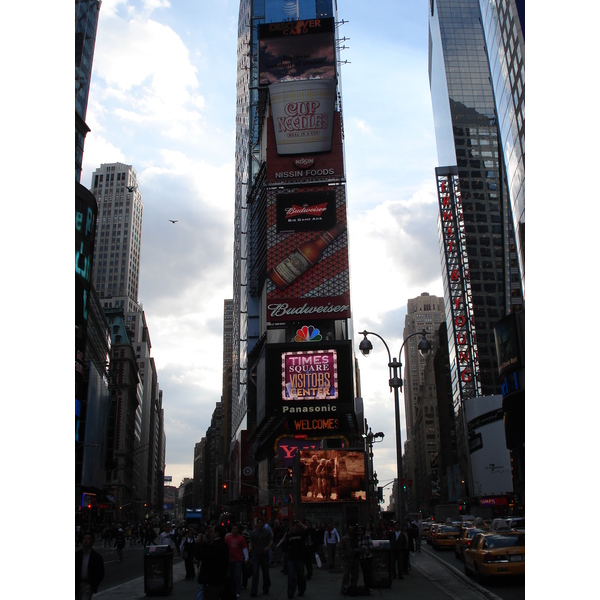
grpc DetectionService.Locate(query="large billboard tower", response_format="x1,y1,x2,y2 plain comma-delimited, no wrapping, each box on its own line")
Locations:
232,1,364,523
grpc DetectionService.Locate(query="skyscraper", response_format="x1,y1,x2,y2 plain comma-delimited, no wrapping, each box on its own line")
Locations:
75,0,101,183
90,162,144,312
231,0,362,518
429,0,523,403
428,0,524,500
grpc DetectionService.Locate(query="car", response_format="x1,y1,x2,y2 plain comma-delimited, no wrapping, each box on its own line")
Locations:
463,531,525,581
432,524,461,550
454,527,486,561
421,521,433,539
426,523,440,545
506,516,525,531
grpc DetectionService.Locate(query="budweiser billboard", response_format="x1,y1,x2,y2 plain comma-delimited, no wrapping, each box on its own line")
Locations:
258,18,336,86
266,184,350,323
266,112,344,182
276,189,336,232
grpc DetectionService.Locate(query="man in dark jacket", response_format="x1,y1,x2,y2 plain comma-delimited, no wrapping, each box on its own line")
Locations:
76,532,105,600
282,520,307,599
195,524,231,600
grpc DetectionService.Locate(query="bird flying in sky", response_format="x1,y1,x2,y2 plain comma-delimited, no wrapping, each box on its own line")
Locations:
169,219,178,224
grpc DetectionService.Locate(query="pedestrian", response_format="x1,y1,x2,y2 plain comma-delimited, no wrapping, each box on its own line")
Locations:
248,517,273,597
115,525,126,562
303,519,317,579
338,524,360,594
358,525,374,589
158,523,177,553
76,531,105,600
314,521,326,564
414,516,423,552
180,527,197,581
387,521,404,579
323,522,340,569
225,523,249,598
401,523,411,575
281,519,308,599
195,524,232,600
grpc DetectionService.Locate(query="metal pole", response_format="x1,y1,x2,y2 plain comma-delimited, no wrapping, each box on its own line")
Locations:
390,359,404,525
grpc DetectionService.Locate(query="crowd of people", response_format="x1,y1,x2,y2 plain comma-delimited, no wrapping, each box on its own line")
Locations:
76,514,424,599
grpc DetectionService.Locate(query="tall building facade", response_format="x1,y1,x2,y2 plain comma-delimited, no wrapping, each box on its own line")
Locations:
401,293,446,514
75,0,103,518
88,161,166,518
75,0,101,182
231,0,364,524
90,162,144,311
428,0,524,499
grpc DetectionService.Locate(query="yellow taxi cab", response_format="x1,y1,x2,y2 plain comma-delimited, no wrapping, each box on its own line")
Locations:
432,524,461,550
463,531,525,581
454,527,486,561
426,522,440,545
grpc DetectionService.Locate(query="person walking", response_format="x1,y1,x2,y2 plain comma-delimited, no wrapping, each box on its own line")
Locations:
388,521,404,579
195,524,231,600
323,522,340,569
115,525,126,562
303,519,317,579
281,520,308,599
180,527,197,581
413,516,423,552
248,517,273,597
76,531,105,600
338,524,360,594
225,523,249,598
401,523,411,575
358,525,374,589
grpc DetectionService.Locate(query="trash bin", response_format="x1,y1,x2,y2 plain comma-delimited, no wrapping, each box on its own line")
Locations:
371,540,392,588
144,545,174,596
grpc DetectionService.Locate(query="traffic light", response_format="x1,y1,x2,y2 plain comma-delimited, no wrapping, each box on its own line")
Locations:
288,468,293,480
222,483,228,491
377,487,384,503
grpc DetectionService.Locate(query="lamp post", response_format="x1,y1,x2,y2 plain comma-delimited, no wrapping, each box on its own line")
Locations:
362,426,384,524
358,329,431,525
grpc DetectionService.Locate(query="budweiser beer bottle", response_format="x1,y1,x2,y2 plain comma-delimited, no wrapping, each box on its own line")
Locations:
268,222,346,290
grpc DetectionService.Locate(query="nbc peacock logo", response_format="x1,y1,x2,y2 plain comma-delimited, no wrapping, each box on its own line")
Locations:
294,326,322,342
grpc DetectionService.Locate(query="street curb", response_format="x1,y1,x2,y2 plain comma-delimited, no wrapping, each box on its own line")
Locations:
420,546,503,600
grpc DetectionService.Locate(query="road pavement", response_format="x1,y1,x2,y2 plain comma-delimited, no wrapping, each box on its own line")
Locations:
94,546,503,600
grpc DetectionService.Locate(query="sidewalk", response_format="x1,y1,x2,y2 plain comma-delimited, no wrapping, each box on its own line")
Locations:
95,547,502,600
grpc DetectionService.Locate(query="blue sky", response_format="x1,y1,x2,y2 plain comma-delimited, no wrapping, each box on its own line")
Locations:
77,0,444,502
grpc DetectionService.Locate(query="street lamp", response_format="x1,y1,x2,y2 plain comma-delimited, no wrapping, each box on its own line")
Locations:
362,427,384,524
358,329,432,525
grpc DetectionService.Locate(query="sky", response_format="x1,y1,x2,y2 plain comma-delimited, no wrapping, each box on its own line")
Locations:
76,0,443,506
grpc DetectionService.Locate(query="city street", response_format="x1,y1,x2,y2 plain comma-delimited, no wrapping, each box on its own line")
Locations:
90,538,524,600
422,545,524,600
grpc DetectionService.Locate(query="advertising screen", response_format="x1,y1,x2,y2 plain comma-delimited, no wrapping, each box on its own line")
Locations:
282,349,338,400
266,112,344,183
299,449,366,503
258,18,336,85
266,184,350,323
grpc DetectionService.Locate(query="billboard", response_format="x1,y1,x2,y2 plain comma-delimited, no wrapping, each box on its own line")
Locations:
276,188,337,232
266,112,344,182
258,18,336,86
275,436,349,468
299,449,366,503
464,395,513,497
269,78,337,155
282,349,338,400
259,340,354,423
266,184,350,323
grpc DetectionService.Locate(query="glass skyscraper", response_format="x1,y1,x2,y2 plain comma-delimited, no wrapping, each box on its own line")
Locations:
428,0,524,406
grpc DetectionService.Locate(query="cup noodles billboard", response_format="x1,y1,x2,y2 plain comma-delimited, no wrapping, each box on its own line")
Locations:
266,111,344,182
258,18,336,86
269,79,337,155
